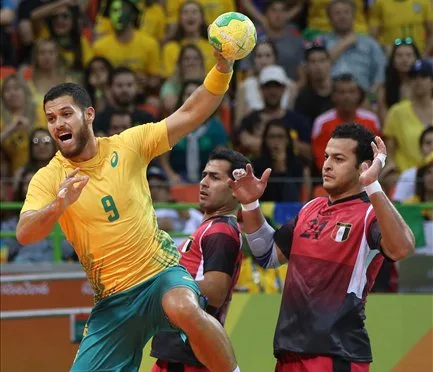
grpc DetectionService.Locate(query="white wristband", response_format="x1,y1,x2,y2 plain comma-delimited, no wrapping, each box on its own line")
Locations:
241,200,259,211
365,180,383,196
377,153,386,168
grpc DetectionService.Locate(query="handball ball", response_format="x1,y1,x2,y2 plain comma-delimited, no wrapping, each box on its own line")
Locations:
208,12,257,61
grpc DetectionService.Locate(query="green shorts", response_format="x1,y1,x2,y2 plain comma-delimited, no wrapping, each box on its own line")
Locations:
71,265,201,372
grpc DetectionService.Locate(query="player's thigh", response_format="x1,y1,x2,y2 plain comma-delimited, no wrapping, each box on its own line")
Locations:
146,265,202,333
71,293,145,371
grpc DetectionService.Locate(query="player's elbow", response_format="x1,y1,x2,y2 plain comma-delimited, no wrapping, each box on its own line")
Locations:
384,232,415,261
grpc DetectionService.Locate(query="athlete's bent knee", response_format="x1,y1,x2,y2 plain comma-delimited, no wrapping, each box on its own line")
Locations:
162,287,201,327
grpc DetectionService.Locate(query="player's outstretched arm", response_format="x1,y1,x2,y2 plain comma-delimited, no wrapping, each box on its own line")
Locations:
165,52,234,147
360,137,415,261
16,168,89,245
229,164,288,268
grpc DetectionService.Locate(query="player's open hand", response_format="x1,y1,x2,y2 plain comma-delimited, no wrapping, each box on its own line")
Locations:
359,136,387,186
56,168,89,210
228,163,271,204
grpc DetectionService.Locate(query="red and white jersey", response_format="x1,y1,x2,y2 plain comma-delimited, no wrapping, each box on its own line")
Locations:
273,192,384,362
151,215,242,366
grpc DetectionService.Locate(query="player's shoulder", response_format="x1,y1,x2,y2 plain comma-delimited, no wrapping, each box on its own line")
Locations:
206,216,240,236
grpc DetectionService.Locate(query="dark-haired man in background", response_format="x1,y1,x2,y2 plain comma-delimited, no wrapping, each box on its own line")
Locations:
151,149,248,372
229,123,414,372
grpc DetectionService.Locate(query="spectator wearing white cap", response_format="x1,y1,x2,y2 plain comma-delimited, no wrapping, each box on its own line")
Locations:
236,65,311,160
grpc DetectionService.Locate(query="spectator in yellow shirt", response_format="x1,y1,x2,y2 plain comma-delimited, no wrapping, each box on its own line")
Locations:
0,74,37,174
45,4,93,76
95,0,166,42
161,1,215,78
93,0,161,93
383,60,433,173
165,0,235,35
369,0,433,56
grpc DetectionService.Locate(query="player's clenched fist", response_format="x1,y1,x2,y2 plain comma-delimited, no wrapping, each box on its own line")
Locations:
56,168,89,209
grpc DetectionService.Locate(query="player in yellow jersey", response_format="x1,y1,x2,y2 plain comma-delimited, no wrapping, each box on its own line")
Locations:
16,53,241,372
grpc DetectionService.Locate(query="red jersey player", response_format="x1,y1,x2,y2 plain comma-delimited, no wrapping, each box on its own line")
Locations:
151,149,249,372
229,123,414,372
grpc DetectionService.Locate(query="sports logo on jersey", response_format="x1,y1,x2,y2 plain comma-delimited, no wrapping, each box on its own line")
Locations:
110,151,119,167
331,222,352,242
180,237,194,253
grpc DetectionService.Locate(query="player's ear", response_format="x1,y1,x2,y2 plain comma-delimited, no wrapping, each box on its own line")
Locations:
85,107,95,124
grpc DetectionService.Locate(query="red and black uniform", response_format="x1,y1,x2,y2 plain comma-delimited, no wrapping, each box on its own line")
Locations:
151,215,242,372
274,193,384,372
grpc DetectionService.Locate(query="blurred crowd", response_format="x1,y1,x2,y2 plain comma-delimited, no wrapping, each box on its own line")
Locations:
0,0,432,290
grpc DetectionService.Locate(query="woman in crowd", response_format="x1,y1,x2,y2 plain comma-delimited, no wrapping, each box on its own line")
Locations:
84,56,113,112
161,1,214,78
12,128,57,193
160,44,205,116
377,38,421,122
0,74,36,174
235,40,297,128
159,80,228,184
25,38,72,126
252,119,311,202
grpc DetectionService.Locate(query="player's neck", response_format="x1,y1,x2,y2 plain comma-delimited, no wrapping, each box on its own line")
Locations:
69,136,98,163
328,185,363,204
203,206,238,221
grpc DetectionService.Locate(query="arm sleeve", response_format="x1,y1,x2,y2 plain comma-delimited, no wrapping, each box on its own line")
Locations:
118,120,171,163
202,223,240,277
367,219,393,260
274,215,298,261
20,165,61,214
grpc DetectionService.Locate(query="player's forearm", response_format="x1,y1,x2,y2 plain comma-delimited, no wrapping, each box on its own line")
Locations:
16,200,64,245
369,191,415,261
242,207,266,234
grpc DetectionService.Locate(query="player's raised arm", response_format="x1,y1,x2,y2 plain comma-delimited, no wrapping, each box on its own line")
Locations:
228,164,290,268
165,52,234,147
16,168,89,245
360,136,415,260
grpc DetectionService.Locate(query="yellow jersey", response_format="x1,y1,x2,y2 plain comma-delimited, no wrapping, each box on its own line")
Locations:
166,0,235,26
162,38,215,78
21,121,180,302
93,31,161,76
383,100,427,171
308,0,368,33
369,0,433,51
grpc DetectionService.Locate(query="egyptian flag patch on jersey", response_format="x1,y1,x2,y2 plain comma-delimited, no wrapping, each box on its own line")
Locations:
331,222,352,242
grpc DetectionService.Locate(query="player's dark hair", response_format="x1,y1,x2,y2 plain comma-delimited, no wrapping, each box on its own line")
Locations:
108,66,136,86
43,83,92,111
208,148,251,180
419,126,433,147
331,123,375,166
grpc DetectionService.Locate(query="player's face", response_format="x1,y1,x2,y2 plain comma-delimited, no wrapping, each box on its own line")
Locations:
200,160,237,212
393,45,417,73
322,138,361,195
45,96,93,159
